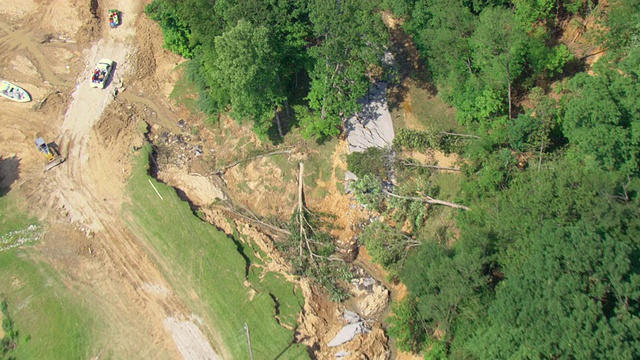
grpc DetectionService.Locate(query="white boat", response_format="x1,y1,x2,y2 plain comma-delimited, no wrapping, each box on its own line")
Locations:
0,81,31,102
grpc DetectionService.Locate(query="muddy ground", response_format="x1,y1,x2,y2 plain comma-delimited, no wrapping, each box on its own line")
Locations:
0,1,396,359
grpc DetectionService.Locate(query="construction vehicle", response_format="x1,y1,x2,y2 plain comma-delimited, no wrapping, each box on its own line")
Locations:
35,137,64,171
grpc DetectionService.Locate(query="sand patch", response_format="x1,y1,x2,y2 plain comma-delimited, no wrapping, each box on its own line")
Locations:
0,0,36,19
9,54,40,80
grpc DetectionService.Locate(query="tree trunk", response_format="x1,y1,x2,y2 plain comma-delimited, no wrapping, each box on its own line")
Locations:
275,107,284,138
439,131,480,139
298,162,304,259
466,51,473,76
537,139,544,172
401,160,461,172
383,190,470,211
507,61,512,121
284,99,291,119
214,149,292,175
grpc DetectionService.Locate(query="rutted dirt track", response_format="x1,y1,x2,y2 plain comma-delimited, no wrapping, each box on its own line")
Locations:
0,0,218,358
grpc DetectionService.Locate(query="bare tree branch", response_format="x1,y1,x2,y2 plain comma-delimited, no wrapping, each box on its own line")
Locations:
212,205,291,235
439,131,480,139
401,159,461,171
383,190,471,211
298,162,318,268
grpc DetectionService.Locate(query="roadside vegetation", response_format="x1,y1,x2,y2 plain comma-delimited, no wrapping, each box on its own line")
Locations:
124,145,308,359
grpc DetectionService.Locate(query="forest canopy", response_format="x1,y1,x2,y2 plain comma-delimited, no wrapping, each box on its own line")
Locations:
146,0,388,141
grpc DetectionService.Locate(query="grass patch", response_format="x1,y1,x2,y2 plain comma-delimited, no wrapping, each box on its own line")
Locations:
390,84,462,134
303,139,338,189
0,194,93,360
123,145,308,359
408,87,459,131
0,193,37,235
235,181,254,195
270,156,297,184
169,63,199,112
258,272,304,329
0,249,92,360
314,187,330,199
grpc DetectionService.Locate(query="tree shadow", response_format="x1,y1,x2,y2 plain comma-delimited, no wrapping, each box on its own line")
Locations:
385,21,437,113
0,155,20,196
267,107,297,145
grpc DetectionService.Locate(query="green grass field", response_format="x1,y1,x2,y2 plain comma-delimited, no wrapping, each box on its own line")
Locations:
123,145,309,359
0,195,93,360
391,84,461,133
169,63,199,112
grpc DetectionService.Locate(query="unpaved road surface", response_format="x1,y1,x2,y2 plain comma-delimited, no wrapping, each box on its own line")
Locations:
0,0,218,358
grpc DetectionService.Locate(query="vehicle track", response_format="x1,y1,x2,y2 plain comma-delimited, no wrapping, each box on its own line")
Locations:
40,0,220,358
0,19,74,87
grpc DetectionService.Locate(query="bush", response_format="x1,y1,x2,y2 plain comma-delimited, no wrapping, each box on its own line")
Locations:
394,129,440,151
388,298,426,353
352,175,385,212
347,147,390,179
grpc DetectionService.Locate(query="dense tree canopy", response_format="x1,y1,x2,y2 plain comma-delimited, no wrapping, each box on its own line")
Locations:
146,0,388,140
375,0,640,358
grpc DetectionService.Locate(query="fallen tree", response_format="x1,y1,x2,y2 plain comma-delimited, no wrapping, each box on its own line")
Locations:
383,190,470,211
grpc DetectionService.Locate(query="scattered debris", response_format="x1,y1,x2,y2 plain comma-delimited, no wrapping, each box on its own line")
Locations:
0,225,43,252
328,310,370,347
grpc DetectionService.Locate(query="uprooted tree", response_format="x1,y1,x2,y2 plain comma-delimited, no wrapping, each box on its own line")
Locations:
275,163,351,301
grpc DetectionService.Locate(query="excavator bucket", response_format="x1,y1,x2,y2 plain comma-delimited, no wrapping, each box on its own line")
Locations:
35,137,65,171
44,157,65,171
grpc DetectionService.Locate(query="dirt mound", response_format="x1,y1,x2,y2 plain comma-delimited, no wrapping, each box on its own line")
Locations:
75,0,99,45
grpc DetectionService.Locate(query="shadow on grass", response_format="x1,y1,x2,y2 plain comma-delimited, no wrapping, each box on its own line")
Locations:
386,21,438,113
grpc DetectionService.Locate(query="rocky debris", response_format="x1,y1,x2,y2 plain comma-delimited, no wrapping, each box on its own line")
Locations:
346,82,395,154
355,282,390,317
328,310,370,347
348,269,390,317
335,236,358,261
0,225,43,252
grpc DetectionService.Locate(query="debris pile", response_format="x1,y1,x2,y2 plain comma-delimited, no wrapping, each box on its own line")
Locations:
0,225,43,252
350,276,390,317
328,310,370,347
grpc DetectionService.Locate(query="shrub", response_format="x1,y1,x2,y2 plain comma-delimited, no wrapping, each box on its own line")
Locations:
347,147,390,179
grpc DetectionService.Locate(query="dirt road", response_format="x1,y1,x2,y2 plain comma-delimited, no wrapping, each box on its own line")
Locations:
0,0,219,358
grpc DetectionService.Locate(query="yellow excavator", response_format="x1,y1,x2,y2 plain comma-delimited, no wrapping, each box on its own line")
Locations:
35,137,65,171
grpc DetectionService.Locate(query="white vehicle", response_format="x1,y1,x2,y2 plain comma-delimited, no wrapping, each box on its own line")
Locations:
90,59,113,89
